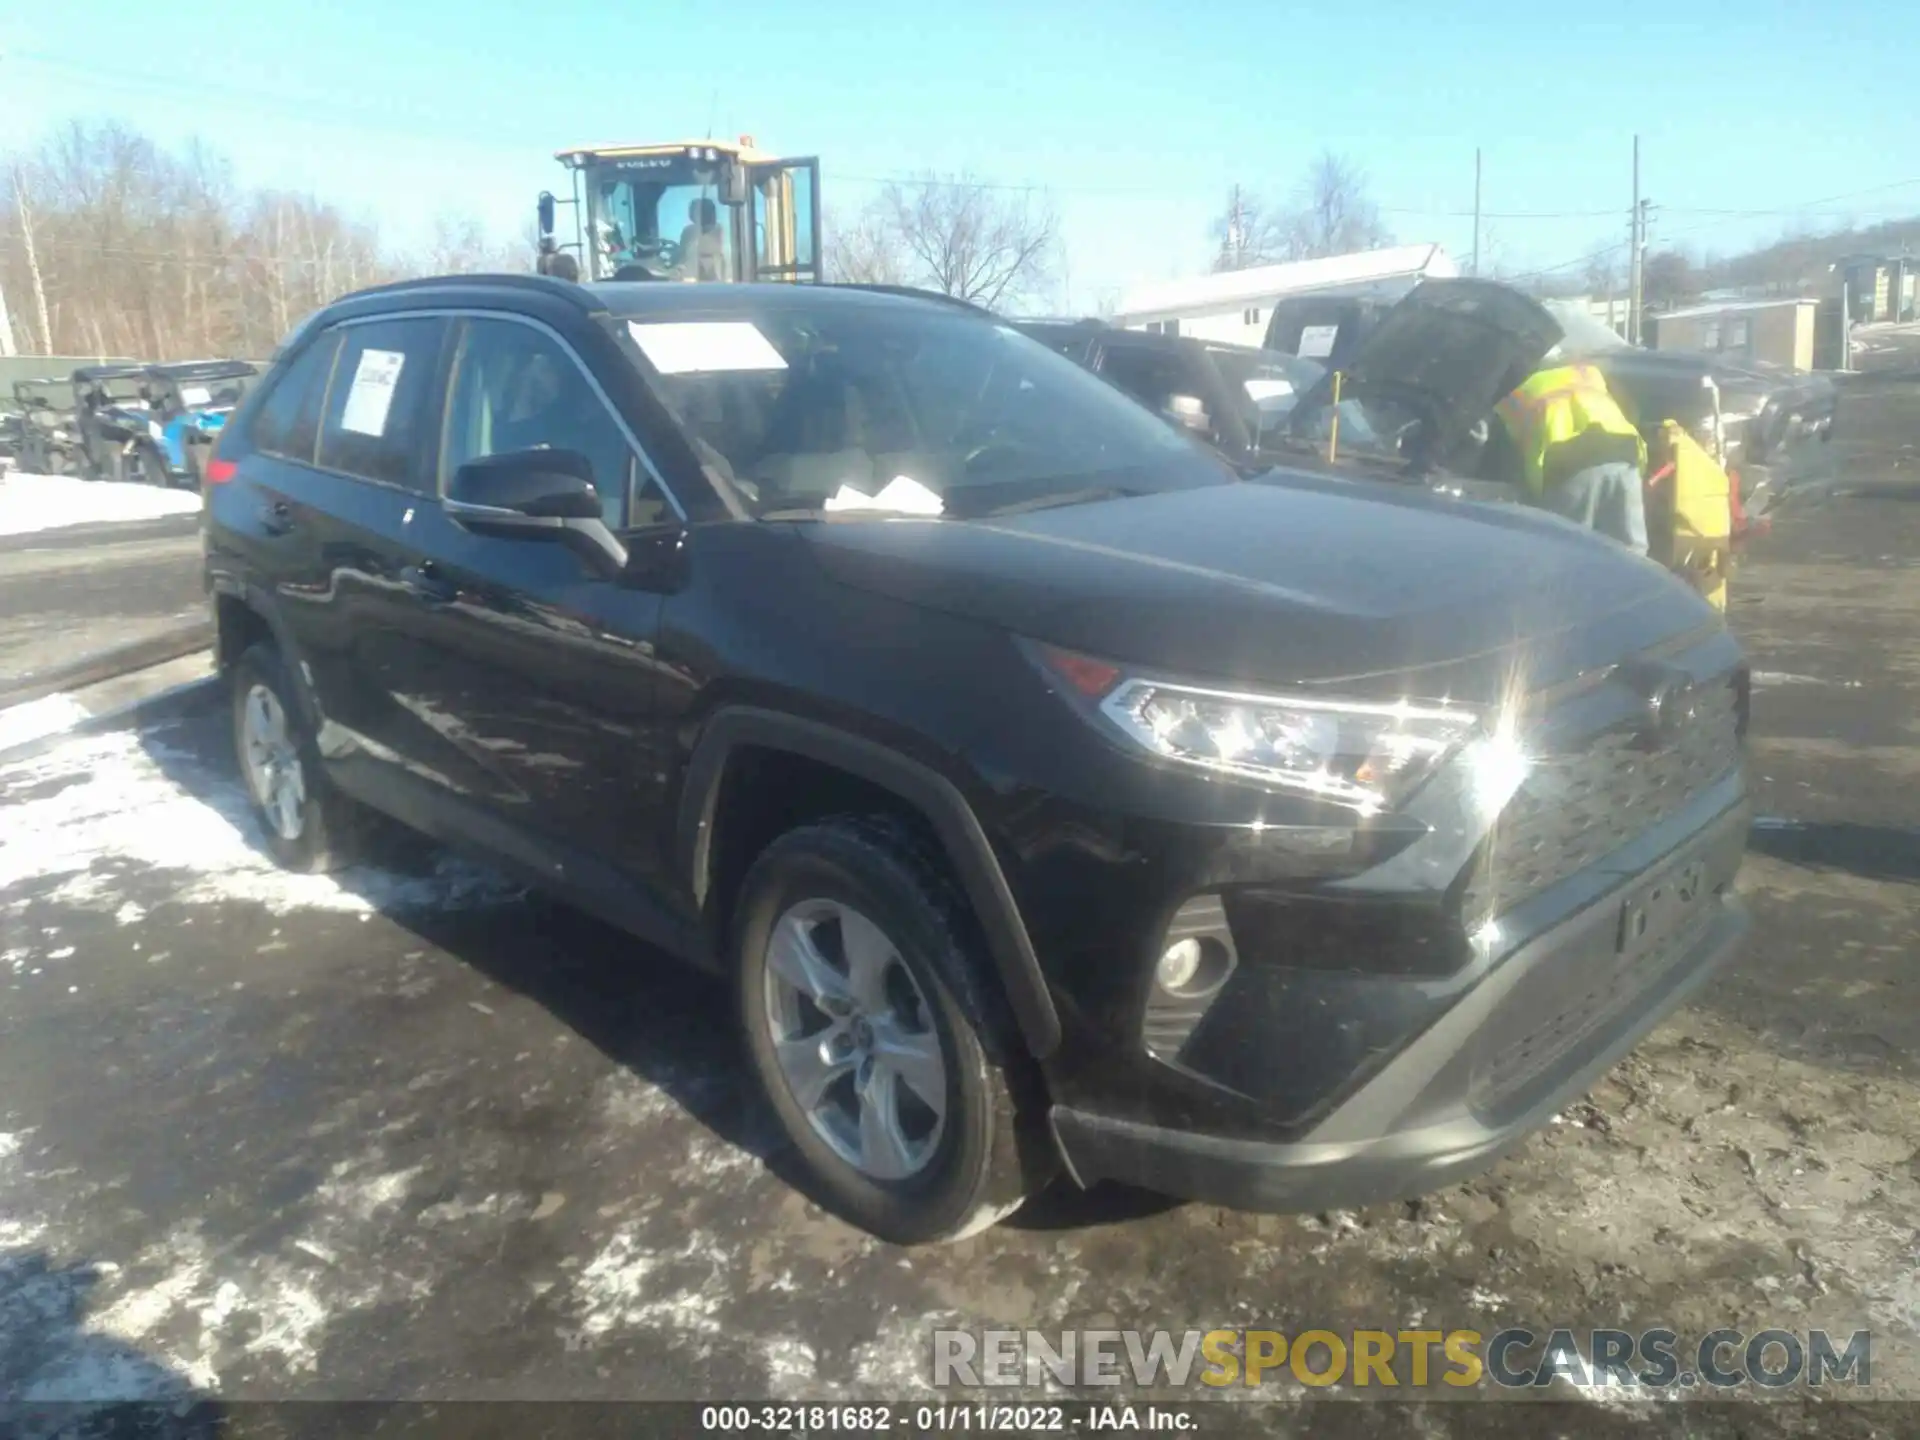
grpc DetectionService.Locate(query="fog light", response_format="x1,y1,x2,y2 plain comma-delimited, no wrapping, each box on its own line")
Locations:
1156,937,1205,992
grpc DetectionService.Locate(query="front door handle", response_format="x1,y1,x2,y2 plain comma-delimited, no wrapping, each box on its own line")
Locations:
399,562,457,605
260,500,295,536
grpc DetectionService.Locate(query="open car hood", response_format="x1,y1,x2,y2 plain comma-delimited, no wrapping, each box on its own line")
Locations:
1290,278,1563,462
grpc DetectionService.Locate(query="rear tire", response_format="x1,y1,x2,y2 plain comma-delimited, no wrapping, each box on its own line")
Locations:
733,816,1049,1244
231,641,367,873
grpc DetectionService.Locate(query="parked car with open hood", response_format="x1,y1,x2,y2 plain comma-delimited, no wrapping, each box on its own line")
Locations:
1264,287,1837,525
205,274,1751,1244
1540,301,1836,525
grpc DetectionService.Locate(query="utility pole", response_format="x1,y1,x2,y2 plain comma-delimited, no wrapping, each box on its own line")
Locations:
1628,135,1643,345
1471,148,1482,278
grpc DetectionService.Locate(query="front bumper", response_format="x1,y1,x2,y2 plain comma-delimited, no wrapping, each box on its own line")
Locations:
1050,800,1750,1213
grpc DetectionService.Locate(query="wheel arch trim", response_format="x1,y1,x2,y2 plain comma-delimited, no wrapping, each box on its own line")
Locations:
677,706,1062,1059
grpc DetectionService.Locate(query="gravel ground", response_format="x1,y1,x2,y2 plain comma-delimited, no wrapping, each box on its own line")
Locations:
3,383,1920,1436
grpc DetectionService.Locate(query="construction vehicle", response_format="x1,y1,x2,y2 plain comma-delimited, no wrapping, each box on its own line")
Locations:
535,138,821,286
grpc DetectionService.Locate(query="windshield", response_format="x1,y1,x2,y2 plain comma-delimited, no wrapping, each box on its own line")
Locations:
1541,300,1631,357
629,302,1232,518
588,159,734,283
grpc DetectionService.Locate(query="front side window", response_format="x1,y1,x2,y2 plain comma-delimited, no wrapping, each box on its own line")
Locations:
441,319,647,528
316,317,447,490
628,303,1229,518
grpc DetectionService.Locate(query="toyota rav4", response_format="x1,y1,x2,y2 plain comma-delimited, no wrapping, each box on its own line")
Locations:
203,275,1752,1244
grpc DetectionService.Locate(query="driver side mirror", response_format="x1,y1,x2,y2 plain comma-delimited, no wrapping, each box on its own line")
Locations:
537,191,557,242
444,449,628,578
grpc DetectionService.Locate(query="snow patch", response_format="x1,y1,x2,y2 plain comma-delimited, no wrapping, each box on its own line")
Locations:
763,1337,818,1395
0,695,91,751
572,1229,733,1343
1752,670,1863,690
316,1164,422,1222
850,1309,971,1394
0,473,201,536
0,727,519,917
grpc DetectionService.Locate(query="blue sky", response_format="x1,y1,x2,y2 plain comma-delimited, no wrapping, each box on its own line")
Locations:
5,0,1917,311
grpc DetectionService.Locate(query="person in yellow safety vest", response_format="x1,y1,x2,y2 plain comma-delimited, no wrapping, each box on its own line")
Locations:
1494,363,1649,555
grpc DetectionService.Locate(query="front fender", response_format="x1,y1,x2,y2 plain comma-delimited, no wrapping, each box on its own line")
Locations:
678,705,1063,1059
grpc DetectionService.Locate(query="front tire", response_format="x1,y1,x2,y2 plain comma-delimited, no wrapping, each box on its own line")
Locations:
231,641,366,872
733,816,1047,1244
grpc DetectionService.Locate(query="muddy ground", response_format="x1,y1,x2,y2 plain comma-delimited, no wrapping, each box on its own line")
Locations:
3,375,1920,1438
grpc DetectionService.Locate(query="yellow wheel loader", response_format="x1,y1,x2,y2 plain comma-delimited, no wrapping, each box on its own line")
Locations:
534,137,821,286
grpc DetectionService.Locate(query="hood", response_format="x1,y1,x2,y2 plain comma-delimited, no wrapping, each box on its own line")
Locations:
802,476,1709,704
1289,279,1563,461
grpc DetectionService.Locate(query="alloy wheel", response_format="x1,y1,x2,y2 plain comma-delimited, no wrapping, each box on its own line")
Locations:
762,898,949,1181
240,683,306,841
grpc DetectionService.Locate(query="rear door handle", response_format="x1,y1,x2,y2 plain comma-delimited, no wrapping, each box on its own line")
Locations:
260,500,295,535
400,562,457,605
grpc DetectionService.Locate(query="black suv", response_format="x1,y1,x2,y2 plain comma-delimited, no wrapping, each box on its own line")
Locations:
205,275,1752,1244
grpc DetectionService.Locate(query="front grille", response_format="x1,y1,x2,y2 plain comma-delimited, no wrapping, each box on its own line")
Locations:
1463,678,1742,922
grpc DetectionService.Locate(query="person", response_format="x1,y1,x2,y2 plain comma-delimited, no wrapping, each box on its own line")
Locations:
1493,362,1649,555
678,198,728,282
545,251,580,282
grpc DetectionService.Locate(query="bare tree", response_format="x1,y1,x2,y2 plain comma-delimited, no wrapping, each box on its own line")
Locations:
0,118,472,360
1582,249,1622,299
1210,184,1280,272
1643,249,1696,309
1275,151,1391,261
824,208,907,287
9,162,52,354
423,211,527,274
837,173,1057,310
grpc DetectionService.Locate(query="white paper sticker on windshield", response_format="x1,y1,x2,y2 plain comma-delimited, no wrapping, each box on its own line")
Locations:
628,321,788,375
179,384,213,407
340,348,406,436
1244,379,1295,402
1297,324,1340,360
822,476,945,517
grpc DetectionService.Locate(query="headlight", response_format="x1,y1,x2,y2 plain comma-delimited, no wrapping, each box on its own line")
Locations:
1037,646,1480,812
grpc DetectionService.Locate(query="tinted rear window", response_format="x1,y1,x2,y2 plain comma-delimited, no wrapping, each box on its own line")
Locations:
248,332,339,463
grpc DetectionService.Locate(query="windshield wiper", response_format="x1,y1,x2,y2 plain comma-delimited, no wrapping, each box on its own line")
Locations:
967,486,1140,518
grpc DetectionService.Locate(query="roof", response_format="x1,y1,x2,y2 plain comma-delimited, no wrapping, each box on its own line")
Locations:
1116,245,1458,319
71,363,148,383
555,138,777,165
582,281,989,320
1658,297,1818,321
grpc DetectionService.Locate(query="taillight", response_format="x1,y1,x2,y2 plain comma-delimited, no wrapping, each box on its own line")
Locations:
205,457,238,485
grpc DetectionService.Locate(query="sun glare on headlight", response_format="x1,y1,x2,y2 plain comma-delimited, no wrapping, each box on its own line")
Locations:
1464,715,1531,816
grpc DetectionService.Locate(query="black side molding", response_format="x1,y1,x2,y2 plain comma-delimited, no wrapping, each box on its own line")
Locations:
677,707,1062,1059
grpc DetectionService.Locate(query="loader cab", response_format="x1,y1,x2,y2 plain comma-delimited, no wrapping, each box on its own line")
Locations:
538,139,822,286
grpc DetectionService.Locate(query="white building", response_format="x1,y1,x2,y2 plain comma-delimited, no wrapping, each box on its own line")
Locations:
1113,244,1460,347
